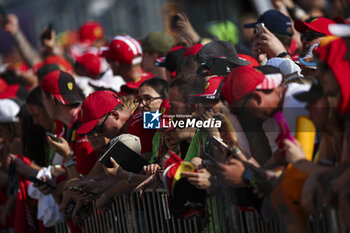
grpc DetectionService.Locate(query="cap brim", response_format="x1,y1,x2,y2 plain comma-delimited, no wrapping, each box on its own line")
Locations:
228,58,251,66
294,90,324,102
53,93,82,105
64,93,82,104
243,22,257,28
328,24,350,37
76,119,99,134
298,57,317,69
190,94,218,103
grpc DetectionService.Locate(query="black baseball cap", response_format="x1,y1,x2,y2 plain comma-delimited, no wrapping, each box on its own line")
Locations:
244,9,293,37
156,46,186,73
41,70,82,105
294,80,324,102
196,40,250,76
197,40,251,66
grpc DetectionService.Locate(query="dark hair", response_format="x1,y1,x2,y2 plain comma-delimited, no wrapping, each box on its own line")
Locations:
176,55,200,76
140,77,169,99
169,73,206,103
26,86,44,108
18,106,50,167
274,32,293,47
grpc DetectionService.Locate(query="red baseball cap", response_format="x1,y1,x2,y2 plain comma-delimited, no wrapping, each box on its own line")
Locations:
41,70,82,105
45,55,73,73
221,66,282,105
294,17,336,35
100,35,142,65
190,76,224,102
76,90,124,134
79,21,104,44
314,36,350,113
120,72,153,94
238,54,260,67
76,53,101,76
183,44,203,57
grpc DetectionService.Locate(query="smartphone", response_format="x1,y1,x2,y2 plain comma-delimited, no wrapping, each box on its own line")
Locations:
67,186,97,196
255,23,264,34
205,136,234,163
26,176,55,189
46,132,61,142
274,111,294,142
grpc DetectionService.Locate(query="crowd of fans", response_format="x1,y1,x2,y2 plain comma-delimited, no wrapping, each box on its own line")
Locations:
0,0,350,232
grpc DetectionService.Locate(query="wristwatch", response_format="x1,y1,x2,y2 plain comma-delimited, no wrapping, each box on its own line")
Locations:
64,159,75,168
277,51,290,58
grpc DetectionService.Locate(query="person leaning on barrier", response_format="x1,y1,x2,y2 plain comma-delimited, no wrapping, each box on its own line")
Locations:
71,91,152,210
299,36,350,221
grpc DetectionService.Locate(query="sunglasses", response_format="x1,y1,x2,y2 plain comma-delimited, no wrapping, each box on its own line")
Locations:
87,112,111,136
300,31,325,41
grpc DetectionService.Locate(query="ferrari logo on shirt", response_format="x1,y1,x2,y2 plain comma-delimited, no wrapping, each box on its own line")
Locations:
67,82,73,90
205,82,210,89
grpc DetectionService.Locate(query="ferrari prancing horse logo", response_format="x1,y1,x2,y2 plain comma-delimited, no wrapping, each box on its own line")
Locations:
67,82,73,90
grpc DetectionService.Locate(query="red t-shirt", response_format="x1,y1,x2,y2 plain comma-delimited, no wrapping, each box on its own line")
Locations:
127,111,155,155
56,110,98,176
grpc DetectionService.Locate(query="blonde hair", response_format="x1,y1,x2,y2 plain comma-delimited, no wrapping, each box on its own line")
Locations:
119,95,136,111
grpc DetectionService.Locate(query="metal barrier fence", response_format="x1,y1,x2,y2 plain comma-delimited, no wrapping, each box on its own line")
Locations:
52,189,348,233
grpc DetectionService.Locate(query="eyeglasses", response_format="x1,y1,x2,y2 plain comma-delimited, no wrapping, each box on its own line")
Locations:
300,31,325,41
134,96,162,106
87,112,111,136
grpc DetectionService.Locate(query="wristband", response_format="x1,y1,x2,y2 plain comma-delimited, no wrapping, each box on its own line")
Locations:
277,51,290,58
63,159,75,168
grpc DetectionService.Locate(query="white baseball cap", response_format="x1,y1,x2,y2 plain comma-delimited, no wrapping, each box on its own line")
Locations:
266,57,304,81
110,134,141,154
0,99,20,123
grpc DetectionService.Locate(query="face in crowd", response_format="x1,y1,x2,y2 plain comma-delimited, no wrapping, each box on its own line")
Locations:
300,28,325,56
26,103,52,131
135,84,164,112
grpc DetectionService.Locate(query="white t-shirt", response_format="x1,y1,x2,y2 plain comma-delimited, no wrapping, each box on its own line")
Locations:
263,83,311,152
90,69,125,93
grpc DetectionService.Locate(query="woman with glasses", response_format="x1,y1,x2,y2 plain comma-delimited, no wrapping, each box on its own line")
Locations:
128,78,169,158
133,77,169,112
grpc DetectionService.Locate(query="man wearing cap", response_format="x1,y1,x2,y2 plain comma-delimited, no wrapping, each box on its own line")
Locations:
155,46,187,81
75,91,157,209
294,17,336,56
40,70,98,178
100,35,153,96
222,66,310,163
196,40,251,80
141,31,175,80
244,10,295,63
